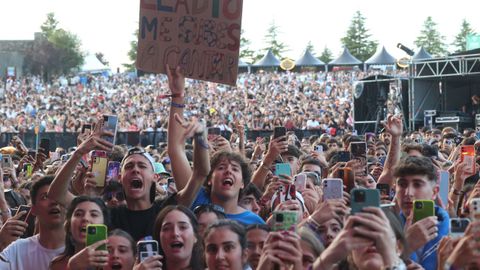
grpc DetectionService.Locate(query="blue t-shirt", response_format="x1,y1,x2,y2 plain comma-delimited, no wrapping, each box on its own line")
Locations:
400,206,449,270
192,187,265,225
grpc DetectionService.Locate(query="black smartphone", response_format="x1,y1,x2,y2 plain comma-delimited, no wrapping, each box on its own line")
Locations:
208,127,221,136
273,126,286,140
82,124,92,134
39,138,50,156
337,151,351,162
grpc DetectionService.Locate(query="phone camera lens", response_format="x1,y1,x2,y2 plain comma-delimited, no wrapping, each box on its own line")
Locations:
415,202,423,209
355,190,365,202
276,214,284,222
88,227,96,234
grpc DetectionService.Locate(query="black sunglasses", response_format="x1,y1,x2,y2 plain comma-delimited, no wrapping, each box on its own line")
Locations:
103,191,125,201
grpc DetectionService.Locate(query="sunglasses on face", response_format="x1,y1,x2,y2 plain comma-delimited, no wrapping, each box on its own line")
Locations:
103,191,125,201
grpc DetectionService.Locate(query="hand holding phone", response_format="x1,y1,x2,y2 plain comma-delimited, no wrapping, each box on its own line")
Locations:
86,224,108,251
101,115,118,147
137,240,159,262
350,188,380,214
323,178,343,200
273,127,286,141
275,163,291,179
413,200,434,223
272,211,298,232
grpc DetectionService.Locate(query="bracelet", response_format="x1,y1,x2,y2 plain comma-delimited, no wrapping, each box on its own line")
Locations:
170,101,185,108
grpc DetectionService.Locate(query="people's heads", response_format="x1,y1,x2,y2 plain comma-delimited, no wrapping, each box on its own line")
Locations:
393,156,438,217
64,196,109,255
380,131,392,146
153,205,202,267
440,132,456,153
120,147,156,203
246,224,270,269
106,229,135,270
206,151,251,201
431,129,442,141
19,181,33,205
402,143,423,157
374,146,387,158
280,145,302,175
103,181,126,208
204,220,247,270
298,227,325,269
193,204,226,238
355,174,376,189
30,176,65,228
317,217,343,247
238,183,262,215
350,208,407,269
326,138,340,150
300,157,322,181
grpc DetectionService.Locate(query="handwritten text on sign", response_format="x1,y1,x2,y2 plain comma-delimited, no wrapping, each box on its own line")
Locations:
137,0,243,86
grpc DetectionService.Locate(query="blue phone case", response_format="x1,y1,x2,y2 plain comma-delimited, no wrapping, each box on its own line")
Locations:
275,163,291,178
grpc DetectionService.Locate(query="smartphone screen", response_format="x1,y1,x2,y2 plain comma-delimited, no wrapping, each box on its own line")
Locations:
273,127,286,140
461,145,475,175
137,240,159,262
102,115,118,146
106,161,121,182
39,138,50,157
350,142,367,175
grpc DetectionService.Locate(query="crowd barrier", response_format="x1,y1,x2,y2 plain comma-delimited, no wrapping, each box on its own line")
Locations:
0,129,326,151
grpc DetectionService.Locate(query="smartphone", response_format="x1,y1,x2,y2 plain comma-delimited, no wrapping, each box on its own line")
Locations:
102,115,118,146
470,198,480,220
337,167,355,193
39,138,50,157
461,145,475,175
315,145,323,153
137,240,159,262
376,183,390,201
322,178,343,200
378,156,387,166
337,151,351,162
91,151,108,187
438,171,449,207
1,155,13,169
272,211,298,232
294,173,307,192
350,142,367,175
413,200,435,223
449,218,470,238
15,205,32,222
82,123,92,134
16,205,35,237
86,224,107,251
350,188,380,214
275,163,291,179
273,126,286,140
23,163,33,178
106,161,121,182
208,127,221,136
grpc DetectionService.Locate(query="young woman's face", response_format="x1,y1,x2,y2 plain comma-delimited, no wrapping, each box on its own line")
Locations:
318,219,342,247
160,210,197,262
70,201,104,245
197,212,220,238
106,235,135,270
204,227,246,270
209,158,244,201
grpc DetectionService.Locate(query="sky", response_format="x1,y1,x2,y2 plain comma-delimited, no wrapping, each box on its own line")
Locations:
0,0,479,72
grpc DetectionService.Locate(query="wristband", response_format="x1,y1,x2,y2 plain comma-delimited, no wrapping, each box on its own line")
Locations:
170,101,185,108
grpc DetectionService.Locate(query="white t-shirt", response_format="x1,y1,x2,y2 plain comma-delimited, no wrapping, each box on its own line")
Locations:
0,234,64,270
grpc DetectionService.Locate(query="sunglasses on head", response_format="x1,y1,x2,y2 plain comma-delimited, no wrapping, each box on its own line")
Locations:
103,191,125,201
127,147,146,156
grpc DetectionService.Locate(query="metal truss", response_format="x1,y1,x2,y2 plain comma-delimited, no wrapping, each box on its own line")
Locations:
410,53,480,79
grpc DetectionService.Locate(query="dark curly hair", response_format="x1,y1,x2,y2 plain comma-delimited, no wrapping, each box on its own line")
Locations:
393,156,437,182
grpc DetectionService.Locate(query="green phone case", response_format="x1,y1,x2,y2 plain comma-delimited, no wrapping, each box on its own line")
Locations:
350,188,380,214
413,200,434,223
86,224,107,251
272,211,298,232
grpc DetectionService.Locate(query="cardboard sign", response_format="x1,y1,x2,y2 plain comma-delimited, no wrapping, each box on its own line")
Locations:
137,0,243,86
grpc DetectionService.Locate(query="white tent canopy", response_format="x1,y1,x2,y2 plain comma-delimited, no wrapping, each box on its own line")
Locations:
81,54,110,74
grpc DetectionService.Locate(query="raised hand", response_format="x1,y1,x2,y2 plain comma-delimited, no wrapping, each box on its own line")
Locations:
166,64,185,97
383,114,403,137
67,240,109,270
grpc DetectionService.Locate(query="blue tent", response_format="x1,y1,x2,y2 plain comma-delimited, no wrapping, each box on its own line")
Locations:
365,46,396,65
253,49,281,67
329,47,362,66
295,49,325,66
412,47,433,61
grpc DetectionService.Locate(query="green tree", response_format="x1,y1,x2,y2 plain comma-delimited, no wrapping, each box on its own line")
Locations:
40,12,58,38
452,19,476,52
261,21,288,60
319,46,333,63
340,11,378,61
123,30,138,72
239,29,255,63
306,41,316,54
95,52,109,66
48,29,84,74
415,16,448,57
